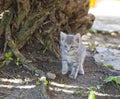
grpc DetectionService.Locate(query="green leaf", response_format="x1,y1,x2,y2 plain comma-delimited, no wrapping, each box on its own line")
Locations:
105,76,120,84
31,0,35,4
43,40,51,54
8,57,13,61
36,81,41,85
105,76,114,83
15,58,21,66
0,60,6,67
87,86,96,91
96,85,101,90
88,28,97,34
113,76,120,84
88,91,96,99
44,79,49,85
105,64,114,68
0,51,13,68
5,51,12,58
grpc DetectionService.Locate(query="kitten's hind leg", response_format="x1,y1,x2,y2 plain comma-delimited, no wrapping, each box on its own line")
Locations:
62,61,69,75
69,64,79,79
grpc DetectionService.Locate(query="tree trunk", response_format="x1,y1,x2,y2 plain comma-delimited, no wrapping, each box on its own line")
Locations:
0,0,94,98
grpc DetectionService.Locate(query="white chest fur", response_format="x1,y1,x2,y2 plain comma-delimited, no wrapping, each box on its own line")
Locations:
66,55,76,64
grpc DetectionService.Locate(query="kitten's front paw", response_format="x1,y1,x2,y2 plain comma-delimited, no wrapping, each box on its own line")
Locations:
69,74,77,79
62,64,68,75
79,70,84,75
62,70,68,75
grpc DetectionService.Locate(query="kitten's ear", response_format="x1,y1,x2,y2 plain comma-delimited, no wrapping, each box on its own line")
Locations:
60,32,67,41
74,33,81,43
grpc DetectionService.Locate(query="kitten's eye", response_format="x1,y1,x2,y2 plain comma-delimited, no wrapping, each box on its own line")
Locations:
71,46,74,49
75,46,79,48
64,45,67,48
71,46,78,49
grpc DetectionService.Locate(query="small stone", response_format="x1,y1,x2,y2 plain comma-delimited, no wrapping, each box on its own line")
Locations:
46,72,56,80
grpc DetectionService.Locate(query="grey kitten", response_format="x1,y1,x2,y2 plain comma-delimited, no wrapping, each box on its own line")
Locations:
60,32,86,79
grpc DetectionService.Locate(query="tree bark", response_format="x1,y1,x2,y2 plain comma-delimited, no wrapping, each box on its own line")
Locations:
0,0,95,56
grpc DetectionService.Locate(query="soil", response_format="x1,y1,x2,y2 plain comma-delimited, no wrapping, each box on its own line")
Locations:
0,32,120,99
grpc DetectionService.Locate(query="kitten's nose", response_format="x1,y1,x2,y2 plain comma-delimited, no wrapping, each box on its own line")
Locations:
67,49,70,52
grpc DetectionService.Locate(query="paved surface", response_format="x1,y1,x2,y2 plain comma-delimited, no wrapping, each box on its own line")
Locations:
94,47,120,70
89,0,120,32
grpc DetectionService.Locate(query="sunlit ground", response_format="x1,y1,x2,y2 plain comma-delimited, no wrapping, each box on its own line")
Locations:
0,78,35,89
89,0,120,17
48,81,120,98
49,81,84,94
89,0,120,32
0,78,120,98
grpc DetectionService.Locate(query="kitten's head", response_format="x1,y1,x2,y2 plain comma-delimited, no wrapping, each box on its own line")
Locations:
60,32,81,55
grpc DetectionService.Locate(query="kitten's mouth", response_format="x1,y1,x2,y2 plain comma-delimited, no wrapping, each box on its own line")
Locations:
65,52,74,56
65,51,70,54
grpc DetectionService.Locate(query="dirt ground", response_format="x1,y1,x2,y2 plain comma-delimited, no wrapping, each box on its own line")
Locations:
0,32,120,99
